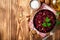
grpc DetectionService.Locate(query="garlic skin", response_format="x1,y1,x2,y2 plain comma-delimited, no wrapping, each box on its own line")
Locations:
30,0,40,9
53,0,56,5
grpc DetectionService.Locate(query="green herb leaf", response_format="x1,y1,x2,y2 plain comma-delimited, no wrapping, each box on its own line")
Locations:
56,20,60,26
47,23,51,27
57,11,60,15
45,17,50,22
42,23,47,27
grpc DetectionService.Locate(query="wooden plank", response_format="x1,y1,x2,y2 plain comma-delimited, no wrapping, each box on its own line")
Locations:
0,0,11,40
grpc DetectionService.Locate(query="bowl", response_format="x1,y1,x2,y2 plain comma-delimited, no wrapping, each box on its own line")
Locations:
33,9,56,33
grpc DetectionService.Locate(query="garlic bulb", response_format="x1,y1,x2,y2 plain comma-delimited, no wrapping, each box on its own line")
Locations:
30,0,41,9
53,0,56,5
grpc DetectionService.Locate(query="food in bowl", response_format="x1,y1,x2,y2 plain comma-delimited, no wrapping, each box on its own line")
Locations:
33,9,56,33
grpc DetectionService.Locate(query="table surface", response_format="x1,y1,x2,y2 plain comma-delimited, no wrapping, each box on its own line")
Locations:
0,0,60,40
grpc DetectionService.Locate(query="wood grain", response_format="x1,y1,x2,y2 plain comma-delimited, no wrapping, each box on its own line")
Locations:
0,0,60,40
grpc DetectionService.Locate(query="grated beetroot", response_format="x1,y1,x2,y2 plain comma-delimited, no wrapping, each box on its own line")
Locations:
33,10,56,33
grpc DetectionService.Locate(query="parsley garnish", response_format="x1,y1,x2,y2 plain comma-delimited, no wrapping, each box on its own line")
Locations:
42,22,47,27
45,17,50,22
42,17,51,27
